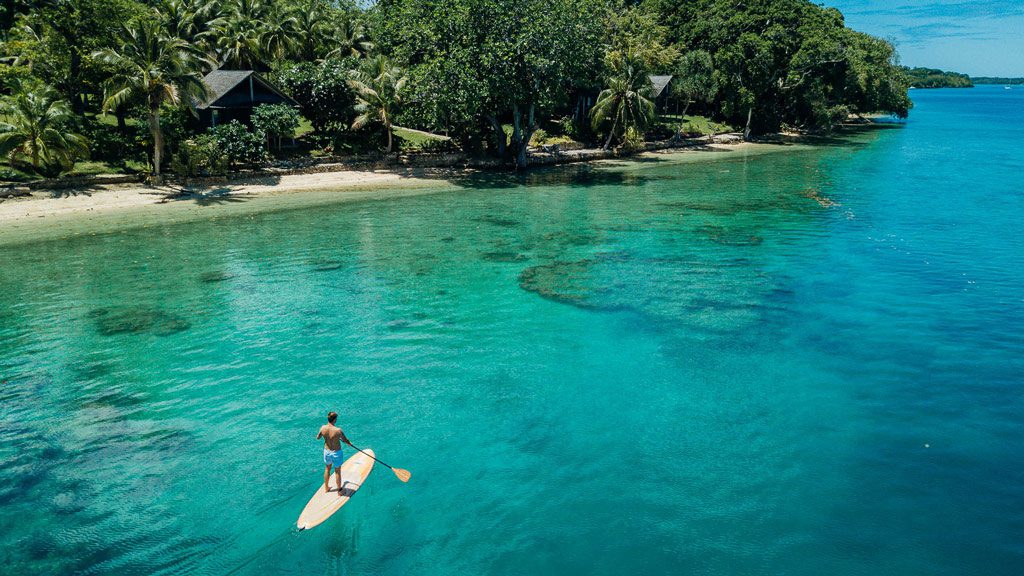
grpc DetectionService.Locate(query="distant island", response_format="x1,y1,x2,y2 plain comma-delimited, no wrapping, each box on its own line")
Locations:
903,67,974,89
971,77,1024,85
902,67,1024,89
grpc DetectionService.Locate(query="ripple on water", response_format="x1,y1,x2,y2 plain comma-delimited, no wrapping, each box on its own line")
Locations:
695,224,764,246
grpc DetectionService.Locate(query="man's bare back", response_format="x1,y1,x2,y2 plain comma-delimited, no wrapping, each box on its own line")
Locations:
318,424,345,451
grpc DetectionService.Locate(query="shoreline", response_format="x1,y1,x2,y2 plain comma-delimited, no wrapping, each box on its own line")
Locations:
0,140,801,247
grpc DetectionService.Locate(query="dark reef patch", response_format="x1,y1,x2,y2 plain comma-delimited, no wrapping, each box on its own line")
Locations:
69,360,116,382
311,260,345,272
89,307,191,337
473,215,521,228
481,251,528,263
518,257,633,313
199,271,233,283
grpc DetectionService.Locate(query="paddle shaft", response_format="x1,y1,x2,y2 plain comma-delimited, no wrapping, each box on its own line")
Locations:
348,442,398,471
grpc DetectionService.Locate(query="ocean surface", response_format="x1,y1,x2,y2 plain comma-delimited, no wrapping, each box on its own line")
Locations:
1,85,1022,575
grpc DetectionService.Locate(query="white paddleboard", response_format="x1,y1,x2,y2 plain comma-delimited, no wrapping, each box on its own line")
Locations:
297,448,375,530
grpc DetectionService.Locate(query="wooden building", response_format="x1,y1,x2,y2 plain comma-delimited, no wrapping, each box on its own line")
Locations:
197,70,298,127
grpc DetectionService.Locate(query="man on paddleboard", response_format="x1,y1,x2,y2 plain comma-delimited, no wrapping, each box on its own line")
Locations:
317,412,352,494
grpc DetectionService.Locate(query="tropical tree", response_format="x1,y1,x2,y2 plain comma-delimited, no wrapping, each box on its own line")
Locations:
347,56,407,153
260,2,299,62
672,49,716,117
159,0,221,50
328,16,373,60
292,0,335,61
591,51,654,150
95,20,209,178
0,83,88,174
251,103,299,150
213,0,270,69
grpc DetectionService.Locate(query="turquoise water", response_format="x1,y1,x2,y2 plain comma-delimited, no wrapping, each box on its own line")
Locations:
1,85,1023,575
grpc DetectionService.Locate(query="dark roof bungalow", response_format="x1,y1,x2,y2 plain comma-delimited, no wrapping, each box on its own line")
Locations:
649,75,674,112
197,70,298,127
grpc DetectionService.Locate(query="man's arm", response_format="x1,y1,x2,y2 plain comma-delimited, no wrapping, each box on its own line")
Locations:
339,428,351,445
316,425,324,440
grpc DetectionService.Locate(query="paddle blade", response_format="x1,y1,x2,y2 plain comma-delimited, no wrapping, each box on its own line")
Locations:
392,468,411,482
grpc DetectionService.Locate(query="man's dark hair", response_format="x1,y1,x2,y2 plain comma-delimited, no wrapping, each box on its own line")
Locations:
327,411,338,424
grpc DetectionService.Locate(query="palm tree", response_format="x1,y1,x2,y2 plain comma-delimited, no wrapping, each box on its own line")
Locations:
159,0,221,51
213,0,270,69
292,0,333,61
348,56,407,153
261,3,300,62
0,83,89,175
591,52,655,150
328,17,373,60
95,20,210,179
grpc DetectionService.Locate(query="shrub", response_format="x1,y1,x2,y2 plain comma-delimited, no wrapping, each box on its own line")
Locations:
620,126,645,151
557,116,578,139
210,121,266,168
83,121,147,165
273,60,356,133
170,134,228,177
251,104,300,150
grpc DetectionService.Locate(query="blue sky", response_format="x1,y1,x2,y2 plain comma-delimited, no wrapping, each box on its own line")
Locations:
823,1,1024,76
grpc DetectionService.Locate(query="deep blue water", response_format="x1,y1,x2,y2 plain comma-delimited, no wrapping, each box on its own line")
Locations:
0,85,1022,575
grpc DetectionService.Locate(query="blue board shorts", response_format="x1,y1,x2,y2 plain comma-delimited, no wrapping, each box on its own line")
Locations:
324,447,344,467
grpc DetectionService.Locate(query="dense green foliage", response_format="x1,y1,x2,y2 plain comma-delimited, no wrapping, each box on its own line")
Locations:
591,51,655,150
969,77,1024,85
0,83,89,175
95,19,210,177
903,67,973,89
251,103,301,149
347,56,407,153
210,121,267,167
170,133,228,176
646,0,912,135
0,0,918,177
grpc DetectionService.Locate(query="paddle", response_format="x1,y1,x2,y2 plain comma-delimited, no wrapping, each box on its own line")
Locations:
347,442,411,482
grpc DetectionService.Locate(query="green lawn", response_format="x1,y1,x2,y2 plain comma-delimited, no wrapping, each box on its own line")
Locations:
657,114,735,136
296,117,314,138
66,160,147,177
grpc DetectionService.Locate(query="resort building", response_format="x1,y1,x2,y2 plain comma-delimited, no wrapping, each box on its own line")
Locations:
197,70,299,127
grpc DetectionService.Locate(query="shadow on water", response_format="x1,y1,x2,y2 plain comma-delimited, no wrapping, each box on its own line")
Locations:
449,162,663,190
87,306,191,337
199,270,234,283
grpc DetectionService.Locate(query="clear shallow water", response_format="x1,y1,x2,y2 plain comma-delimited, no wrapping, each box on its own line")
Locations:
1,86,1023,575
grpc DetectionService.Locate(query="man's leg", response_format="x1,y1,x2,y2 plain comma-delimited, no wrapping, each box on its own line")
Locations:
335,466,343,496
324,464,332,492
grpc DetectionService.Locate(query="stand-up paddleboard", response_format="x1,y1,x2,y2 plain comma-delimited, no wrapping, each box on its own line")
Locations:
297,449,375,531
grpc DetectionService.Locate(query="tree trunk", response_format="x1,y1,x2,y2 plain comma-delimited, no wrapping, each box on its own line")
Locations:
148,105,163,178
69,49,85,115
515,103,536,169
511,104,523,168
485,114,506,158
744,107,753,141
681,101,691,120
385,123,393,153
603,116,618,151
